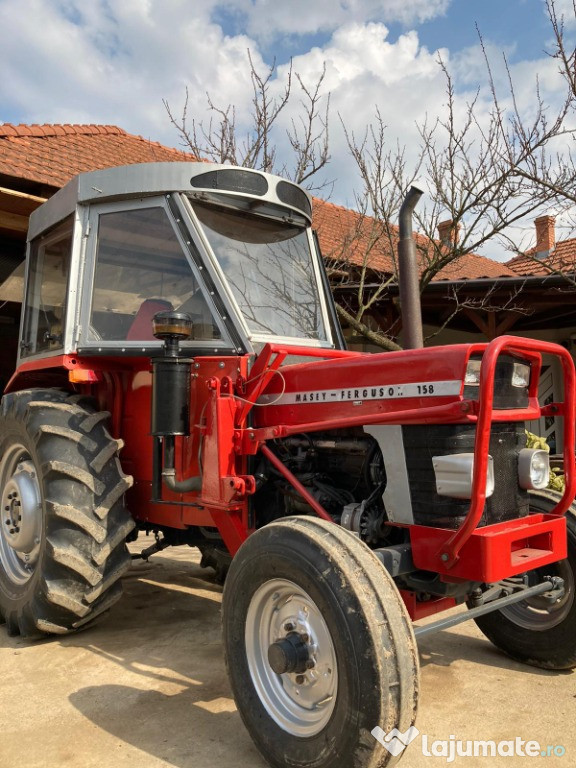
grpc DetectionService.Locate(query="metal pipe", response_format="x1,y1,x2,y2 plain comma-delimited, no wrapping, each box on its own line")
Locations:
162,469,202,493
413,576,564,638
260,444,333,522
398,186,424,349
161,435,202,493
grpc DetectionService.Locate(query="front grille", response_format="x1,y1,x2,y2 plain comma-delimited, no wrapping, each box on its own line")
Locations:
403,422,529,529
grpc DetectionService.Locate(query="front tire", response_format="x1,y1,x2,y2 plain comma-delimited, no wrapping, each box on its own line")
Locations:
0,389,134,638
473,489,576,669
223,516,419,768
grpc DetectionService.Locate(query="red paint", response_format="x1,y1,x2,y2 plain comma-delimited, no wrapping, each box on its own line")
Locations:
439,336,576,569
410,513,567,582
6,335,575,597
399,590,457,621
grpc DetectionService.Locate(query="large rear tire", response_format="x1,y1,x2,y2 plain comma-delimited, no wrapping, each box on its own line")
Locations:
473,489,576,669
0,389,134,638
223,516,419,768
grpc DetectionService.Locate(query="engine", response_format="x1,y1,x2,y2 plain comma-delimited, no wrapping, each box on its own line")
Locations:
254,430,391,545
256,415,532,545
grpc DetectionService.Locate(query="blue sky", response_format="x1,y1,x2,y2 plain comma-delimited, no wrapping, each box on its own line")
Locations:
0,0,572,257
414,0,552,59
248,0,557,64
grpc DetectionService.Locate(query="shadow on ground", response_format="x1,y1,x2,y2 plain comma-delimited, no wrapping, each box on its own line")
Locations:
66,553,266,768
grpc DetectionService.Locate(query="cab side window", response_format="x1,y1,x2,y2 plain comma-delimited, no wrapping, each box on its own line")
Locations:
21,218,73,357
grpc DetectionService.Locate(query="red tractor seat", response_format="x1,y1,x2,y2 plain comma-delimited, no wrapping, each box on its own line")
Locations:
126,299,173,341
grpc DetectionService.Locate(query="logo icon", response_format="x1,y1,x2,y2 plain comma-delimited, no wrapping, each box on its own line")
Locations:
371,725,420,756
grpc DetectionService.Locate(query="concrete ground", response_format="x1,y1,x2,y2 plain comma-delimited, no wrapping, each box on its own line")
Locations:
1,543,574,768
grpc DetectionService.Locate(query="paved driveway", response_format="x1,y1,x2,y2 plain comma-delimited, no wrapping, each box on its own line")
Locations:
1,544,574,767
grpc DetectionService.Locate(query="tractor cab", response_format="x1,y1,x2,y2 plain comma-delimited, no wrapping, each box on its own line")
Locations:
17,162,341,372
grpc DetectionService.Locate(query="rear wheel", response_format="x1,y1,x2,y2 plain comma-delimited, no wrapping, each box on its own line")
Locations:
473,489,576,669
223,516,419,768
0,389,134,638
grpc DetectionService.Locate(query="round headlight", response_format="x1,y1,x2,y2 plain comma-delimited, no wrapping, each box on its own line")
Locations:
518,448,550,490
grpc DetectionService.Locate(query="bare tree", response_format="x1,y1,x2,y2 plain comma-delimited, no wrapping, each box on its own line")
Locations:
467,0,576,287
164,52,331,191
337,28,576,350
165,17,576,353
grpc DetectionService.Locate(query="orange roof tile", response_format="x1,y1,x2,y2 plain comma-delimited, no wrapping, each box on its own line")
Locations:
0,122,517,283
0,123,192,188
313,198,397,273
312,198,516,282
508,239,576,277
433,252,516,281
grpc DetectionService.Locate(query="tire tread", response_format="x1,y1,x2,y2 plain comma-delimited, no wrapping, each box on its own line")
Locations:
0,389,135,638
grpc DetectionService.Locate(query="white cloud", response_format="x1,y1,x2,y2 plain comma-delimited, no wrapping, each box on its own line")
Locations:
270,22,449,204
0,0,261,136
545,0,576,27
237,0,451,39
0,0,570,258
0,2,451,162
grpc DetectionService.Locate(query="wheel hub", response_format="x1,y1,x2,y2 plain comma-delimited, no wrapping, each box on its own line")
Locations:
245,578,338,737
268,631,311,675
0,453,42,585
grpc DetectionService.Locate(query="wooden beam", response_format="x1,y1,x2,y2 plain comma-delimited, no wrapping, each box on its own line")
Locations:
487,313,496,340
0,210,28,234
495,312,522,336
0,186,47,205
462,308,490,337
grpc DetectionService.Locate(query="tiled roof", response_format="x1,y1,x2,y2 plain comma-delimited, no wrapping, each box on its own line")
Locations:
312,198,516,282
433,252,516,280
0,122,516,282
507,240,576,277
0,123,192,188
313,198,397,273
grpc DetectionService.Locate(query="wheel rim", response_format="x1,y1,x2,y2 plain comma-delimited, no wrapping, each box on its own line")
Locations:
500,560,575,631
0,444,42,586
245,578,338,737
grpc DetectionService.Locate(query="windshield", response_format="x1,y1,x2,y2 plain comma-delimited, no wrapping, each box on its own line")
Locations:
191,200,328,342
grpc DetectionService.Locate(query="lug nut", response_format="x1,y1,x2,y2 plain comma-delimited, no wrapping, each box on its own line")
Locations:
306,660,315,670
284,622,295,632
295,675,306,685
301,633,309,643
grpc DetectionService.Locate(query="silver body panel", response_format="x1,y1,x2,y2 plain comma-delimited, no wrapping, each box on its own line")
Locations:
363,425,414,524
28,162,313,240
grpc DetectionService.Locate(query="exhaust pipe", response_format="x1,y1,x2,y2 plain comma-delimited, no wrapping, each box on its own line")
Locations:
398,186,424,349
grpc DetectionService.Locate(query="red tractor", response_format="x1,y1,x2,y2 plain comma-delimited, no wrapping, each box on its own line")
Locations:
1,162,574,767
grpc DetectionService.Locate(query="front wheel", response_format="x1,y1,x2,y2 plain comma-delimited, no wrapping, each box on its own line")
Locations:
223,516,419,768
472,489,576,670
